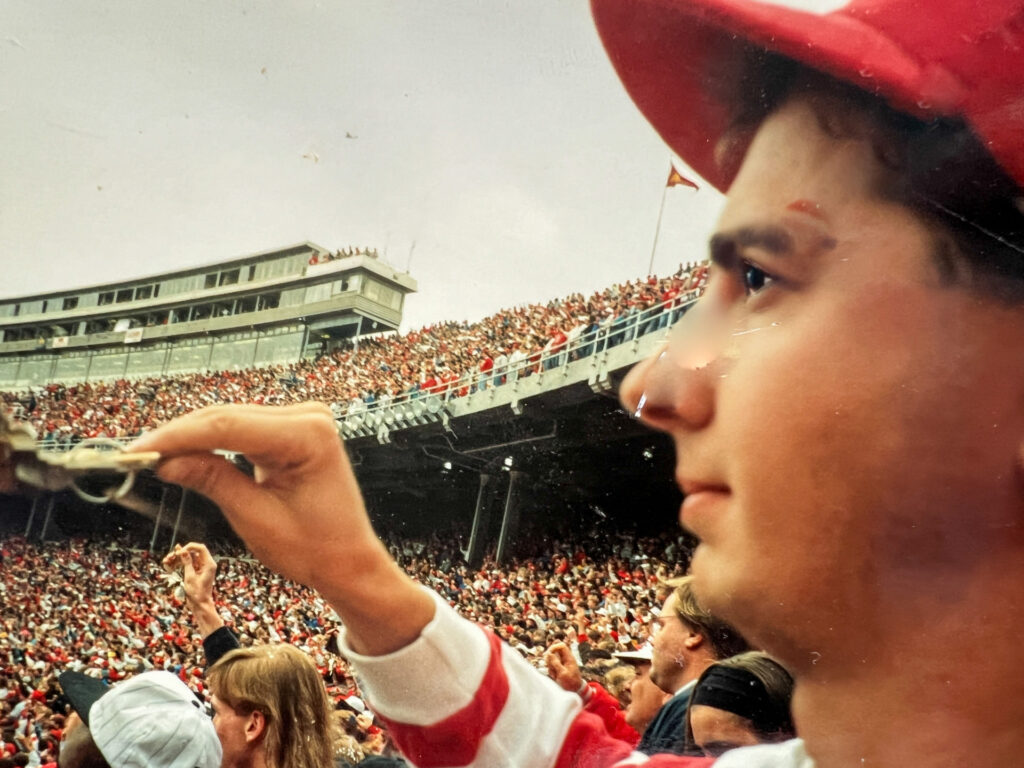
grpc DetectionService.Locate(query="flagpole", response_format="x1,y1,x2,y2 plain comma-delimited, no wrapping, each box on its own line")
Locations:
647,181,670,276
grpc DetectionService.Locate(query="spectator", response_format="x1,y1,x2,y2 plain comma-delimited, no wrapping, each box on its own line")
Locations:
57,670,221,768
544,642,641,747
683,652,796,759
207,645,336,768
639,576,748,756
617,660,671,737
162,543,340,768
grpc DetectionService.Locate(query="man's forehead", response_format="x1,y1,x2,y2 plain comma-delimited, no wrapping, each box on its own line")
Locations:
715,96,890,236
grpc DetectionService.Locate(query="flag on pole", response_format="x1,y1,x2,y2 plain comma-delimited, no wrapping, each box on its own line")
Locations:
666,165,699,190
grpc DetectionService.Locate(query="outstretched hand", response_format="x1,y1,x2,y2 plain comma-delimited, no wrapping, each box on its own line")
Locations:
135,404,378,589
129,403,433,655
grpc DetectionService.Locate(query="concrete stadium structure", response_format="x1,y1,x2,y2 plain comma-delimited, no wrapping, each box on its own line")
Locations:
0,242,416,388
9,299,690,566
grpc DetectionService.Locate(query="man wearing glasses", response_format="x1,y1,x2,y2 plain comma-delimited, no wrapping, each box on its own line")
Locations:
641,577,748,756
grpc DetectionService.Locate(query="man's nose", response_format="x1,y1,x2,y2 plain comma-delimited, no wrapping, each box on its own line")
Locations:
619,299,732,432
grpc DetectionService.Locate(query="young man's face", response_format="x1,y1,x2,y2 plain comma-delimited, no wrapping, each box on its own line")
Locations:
621,93,1024,669
211,693,256,768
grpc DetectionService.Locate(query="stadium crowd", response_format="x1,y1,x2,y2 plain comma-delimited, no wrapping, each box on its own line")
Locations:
0,266,707,445
0,526,694,766
3,0,1020,761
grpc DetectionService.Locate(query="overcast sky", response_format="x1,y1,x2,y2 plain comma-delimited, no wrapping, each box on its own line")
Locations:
0,0,839,331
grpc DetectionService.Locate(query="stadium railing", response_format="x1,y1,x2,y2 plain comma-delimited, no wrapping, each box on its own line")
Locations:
32,291,699,450
335,291,698,442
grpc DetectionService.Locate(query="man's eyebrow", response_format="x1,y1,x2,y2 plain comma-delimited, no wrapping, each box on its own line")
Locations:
708,225,795,267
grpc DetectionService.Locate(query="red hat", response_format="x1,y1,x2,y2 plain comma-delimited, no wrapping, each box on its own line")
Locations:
591,0,1024,191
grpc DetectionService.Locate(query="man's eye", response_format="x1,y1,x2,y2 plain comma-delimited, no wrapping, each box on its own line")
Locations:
741,261,775,295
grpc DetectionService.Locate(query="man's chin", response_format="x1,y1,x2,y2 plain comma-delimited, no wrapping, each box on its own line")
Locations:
688,546,719,601
689,547,744,625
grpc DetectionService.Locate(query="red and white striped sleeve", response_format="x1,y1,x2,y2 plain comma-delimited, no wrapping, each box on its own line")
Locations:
339,589,713,768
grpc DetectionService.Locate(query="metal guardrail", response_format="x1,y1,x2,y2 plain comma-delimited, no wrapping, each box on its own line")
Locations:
32,291,700,451
335,292,699,439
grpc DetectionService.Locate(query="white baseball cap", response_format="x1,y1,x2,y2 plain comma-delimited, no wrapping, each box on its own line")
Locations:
613,643,654,664
59,671,222,768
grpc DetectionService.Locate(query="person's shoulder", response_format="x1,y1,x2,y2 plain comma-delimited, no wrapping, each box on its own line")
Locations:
712,740,812,768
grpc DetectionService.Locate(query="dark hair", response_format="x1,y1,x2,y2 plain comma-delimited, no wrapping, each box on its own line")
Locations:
722,49,1024,303
683,651,796,753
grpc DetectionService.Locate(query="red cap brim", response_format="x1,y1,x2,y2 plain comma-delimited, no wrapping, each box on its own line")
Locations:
590,0,1014,191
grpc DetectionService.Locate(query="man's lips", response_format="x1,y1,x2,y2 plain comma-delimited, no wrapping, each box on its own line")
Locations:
678,480,731,531
678,479,729,497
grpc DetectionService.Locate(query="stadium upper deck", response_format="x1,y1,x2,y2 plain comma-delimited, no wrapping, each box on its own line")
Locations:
0,242,416,388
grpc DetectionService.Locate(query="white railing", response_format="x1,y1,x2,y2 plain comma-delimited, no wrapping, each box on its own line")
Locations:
33,291,700,450
335,291,698,426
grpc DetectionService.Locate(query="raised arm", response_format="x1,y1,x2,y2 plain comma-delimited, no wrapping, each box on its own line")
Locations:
163,542,224,639
127,404,704,768
163,541,244,667
545,641,586,696
130,403,434,655
545,642,640,748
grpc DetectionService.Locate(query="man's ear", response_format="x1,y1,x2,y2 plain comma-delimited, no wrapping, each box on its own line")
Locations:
683,631,705,650
244,710,266,744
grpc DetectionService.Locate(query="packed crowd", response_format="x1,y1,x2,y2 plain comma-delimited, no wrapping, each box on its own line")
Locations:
4,0,1016,763
0,265,707,444
0,527,692,766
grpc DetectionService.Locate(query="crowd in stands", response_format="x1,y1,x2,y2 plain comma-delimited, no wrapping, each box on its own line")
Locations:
309,246,382,264
0,265,708,445
0,527,692,766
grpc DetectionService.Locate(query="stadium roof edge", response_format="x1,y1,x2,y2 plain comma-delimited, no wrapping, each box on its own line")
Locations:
0,240,329,304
